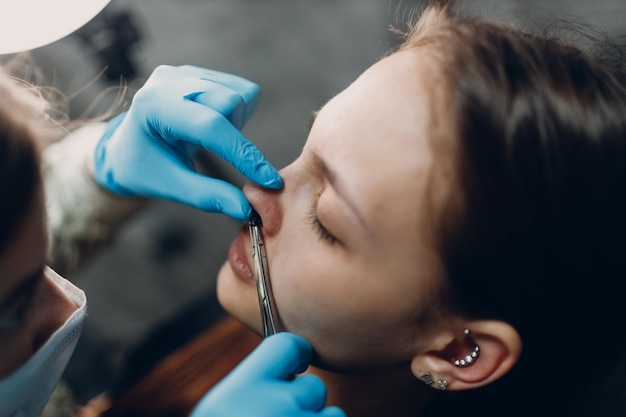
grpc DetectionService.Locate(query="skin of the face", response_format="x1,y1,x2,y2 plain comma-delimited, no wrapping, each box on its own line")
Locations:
0,186,77,377
217,46,453,372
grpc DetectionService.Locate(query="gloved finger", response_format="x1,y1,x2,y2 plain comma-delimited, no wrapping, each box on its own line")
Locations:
146,99,282,189
136,65,259,130
178,65,261,120
185,83,248,130
318,406,348,417
236,333,313,380
176,65,259,98
289,375,328,411
156,65,259,128
135,71,256,132
175,175,252,220
140,160,253,220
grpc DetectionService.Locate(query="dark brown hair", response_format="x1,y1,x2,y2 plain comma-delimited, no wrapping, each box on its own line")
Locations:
400,2,626,415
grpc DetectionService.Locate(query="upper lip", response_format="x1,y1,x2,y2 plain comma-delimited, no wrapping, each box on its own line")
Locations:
235,224,255,278
240,225,253,262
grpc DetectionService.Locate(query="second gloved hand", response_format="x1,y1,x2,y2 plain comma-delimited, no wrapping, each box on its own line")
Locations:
94,65,282,221
190,333,346,417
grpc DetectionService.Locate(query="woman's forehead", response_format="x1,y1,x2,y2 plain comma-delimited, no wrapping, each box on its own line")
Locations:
307,48,440,240
314,48,438,139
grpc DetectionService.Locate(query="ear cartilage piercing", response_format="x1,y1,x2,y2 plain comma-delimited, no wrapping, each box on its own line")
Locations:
453,344,480,367
452,328,480,367
437,380,449,391
420,373,434,385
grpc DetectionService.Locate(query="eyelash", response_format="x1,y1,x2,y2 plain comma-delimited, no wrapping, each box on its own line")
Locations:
308,202,338,245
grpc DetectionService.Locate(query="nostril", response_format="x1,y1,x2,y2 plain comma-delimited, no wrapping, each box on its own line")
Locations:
243,181,283,235
249,209,263,226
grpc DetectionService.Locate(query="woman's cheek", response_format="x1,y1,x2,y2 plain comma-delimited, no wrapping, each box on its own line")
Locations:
273,255,342,337
269,214,346,336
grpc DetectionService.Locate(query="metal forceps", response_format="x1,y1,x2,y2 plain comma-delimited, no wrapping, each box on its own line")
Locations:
249,210,281,338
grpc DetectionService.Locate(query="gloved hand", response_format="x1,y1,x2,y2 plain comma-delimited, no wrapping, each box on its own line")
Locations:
190,333,346,417
93,65,282,221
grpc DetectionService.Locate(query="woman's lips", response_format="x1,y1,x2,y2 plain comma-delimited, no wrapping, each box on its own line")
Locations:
227,229,255,285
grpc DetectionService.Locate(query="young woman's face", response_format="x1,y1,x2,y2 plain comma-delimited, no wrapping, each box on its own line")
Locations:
218,47,452,371
0,187,77,377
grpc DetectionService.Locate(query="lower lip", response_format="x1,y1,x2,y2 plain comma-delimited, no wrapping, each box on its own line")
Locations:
228,236,255,285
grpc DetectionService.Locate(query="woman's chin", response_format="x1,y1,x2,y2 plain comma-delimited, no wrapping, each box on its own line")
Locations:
216,261,263,335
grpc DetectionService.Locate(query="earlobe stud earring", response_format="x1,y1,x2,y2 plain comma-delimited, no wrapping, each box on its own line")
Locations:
452,328,480,367
420,373,434,385
420,373,450,391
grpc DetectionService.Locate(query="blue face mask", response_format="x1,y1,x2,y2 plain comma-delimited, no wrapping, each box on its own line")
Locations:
0,267,86,417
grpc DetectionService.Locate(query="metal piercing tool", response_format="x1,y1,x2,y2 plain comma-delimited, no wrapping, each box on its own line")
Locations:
249,210,281,338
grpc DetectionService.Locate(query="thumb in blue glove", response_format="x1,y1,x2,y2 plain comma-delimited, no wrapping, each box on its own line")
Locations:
190,333,346,417
94,65,282,221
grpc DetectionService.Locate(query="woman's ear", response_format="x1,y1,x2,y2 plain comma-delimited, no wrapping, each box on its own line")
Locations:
410,320,521,391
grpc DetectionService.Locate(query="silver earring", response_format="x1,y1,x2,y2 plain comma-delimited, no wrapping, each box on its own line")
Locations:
420,373,434,385
437,379,449,391
452,328,480,367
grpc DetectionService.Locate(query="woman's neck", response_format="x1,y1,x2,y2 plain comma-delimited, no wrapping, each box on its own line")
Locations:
304,364,434,417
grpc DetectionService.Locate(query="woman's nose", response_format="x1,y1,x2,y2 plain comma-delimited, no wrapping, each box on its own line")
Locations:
244,181,283,236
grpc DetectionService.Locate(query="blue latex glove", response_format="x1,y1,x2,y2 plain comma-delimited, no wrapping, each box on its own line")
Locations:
94,65,282,221
190,333,346,417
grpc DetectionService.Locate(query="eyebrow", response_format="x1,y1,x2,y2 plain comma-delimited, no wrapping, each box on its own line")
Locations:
0,266,43,309
307,112,367,230
309,150,367,230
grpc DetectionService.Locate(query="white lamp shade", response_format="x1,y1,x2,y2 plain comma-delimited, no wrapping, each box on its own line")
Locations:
0,0,111,54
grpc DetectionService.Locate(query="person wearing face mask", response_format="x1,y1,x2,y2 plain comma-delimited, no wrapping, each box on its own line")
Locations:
0,3,345,417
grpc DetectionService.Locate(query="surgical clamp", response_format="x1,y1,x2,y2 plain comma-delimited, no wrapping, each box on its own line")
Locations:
249,210,281,338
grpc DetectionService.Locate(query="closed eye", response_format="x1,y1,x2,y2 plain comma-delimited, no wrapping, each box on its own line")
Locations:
308,200,338,245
